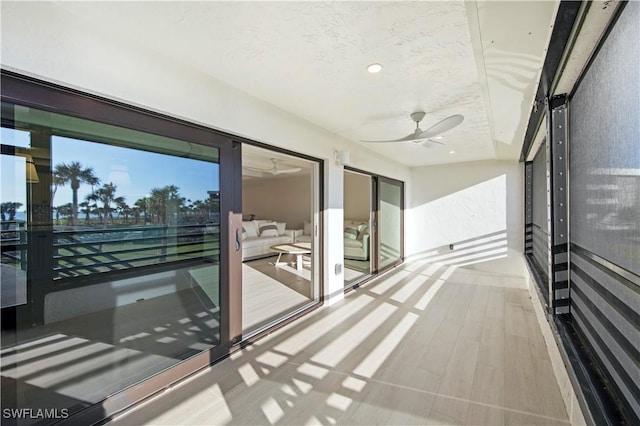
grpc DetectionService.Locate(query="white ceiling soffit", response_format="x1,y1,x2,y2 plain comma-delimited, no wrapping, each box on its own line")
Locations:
466,0,559,162
52,1,557,167
553,1,622,96
526,114,547,162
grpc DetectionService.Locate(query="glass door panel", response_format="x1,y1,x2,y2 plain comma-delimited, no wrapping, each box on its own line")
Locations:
240,145,320,336
1,102,225,418
378,178,403,270
1,128,32,309
344,170,372,287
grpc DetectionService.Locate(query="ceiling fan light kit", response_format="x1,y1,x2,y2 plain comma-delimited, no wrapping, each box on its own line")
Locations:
361,111,464,146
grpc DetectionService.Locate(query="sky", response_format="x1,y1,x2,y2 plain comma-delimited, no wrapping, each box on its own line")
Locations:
51,136,220,208
1,133,220,213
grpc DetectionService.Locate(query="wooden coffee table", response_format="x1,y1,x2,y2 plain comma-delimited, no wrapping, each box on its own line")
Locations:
270,242,311,270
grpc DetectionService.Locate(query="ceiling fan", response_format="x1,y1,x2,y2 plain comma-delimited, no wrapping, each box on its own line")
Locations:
361,111,464,146
244,158,302,175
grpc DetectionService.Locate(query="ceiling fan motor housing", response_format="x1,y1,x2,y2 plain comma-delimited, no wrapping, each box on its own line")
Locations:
410,111,426,123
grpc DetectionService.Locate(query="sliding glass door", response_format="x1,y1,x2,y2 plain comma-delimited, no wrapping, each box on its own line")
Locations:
343,169,404,287
343,170,373,286
378,177,404,271
240,145,321,337
0,72,324,424
0,96,230,422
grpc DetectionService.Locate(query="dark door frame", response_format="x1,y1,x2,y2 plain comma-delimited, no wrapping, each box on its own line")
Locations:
376,175,405,273
0,70,238,424
343,166,405,290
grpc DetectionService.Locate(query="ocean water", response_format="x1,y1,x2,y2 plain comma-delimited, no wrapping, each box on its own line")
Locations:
2,211,27,222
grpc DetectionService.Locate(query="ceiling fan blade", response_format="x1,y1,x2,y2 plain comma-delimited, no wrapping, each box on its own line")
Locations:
244,166,269,173
422,138,445,146
360,133,416,143
417,114,464,139
273,167,302,174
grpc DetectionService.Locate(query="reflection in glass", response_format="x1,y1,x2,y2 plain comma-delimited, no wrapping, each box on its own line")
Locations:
379,179,403,269
1,134,30,308
0,103,221,418
241,145,319,336
344,171,372,287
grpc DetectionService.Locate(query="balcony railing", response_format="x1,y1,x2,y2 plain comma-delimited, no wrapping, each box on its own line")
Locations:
53,223,220,280
1,222,220,282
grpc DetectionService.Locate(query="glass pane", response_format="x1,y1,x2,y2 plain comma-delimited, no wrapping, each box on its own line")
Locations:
1,103,221,417
51,136,219,280
241,145,319,335
379,179,402,269
344,171,372,287
1,128,31,308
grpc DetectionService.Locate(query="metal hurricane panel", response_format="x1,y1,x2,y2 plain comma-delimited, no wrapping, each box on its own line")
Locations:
568,2,640,423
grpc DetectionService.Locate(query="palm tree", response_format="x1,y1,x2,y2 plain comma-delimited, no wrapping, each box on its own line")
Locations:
53,162,100,227
79,201,90,225
148,185,183,224
1,202,23,230
134,198,148,225
95,182,124,228
116,200,131,225
0,202,22,221
112,196,126,225
56,203,73,226
80,193,99,226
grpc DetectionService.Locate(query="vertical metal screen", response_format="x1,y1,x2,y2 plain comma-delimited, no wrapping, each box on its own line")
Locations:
530,142,549,296
568,2,640,422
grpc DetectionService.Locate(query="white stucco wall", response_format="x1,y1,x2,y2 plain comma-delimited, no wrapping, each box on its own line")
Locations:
407,160,525,276
1,1,410,303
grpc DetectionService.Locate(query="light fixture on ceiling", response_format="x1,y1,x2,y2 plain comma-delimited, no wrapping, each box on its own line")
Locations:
449,150,456,155
367,63,383,73
434,136,444,140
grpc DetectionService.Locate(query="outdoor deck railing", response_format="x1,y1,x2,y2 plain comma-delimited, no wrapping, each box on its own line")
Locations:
1,222,220,281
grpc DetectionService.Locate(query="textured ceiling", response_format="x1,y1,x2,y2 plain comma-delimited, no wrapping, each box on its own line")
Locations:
54,1,558,167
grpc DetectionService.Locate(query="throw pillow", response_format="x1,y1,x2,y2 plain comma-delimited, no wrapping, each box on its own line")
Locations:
357,226,368,242
276,222,286,235
242,221,258,238
304,221,312,235
242,227,247,240
259,223,279,237
344,226,358,240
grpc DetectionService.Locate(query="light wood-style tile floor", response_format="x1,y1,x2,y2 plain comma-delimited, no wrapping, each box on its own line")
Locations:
111,259,570,425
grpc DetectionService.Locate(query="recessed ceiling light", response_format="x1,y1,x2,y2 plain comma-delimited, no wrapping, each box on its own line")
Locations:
449,150,456,154
367,63,383,73
434,136,444,140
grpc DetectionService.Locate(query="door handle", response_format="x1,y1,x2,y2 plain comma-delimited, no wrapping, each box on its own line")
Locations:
235,228,241,252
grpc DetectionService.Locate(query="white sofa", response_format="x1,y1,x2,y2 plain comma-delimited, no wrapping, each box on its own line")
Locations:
343,220,370,261
241,220,292,261
296,220,369,260
295,221,313,243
